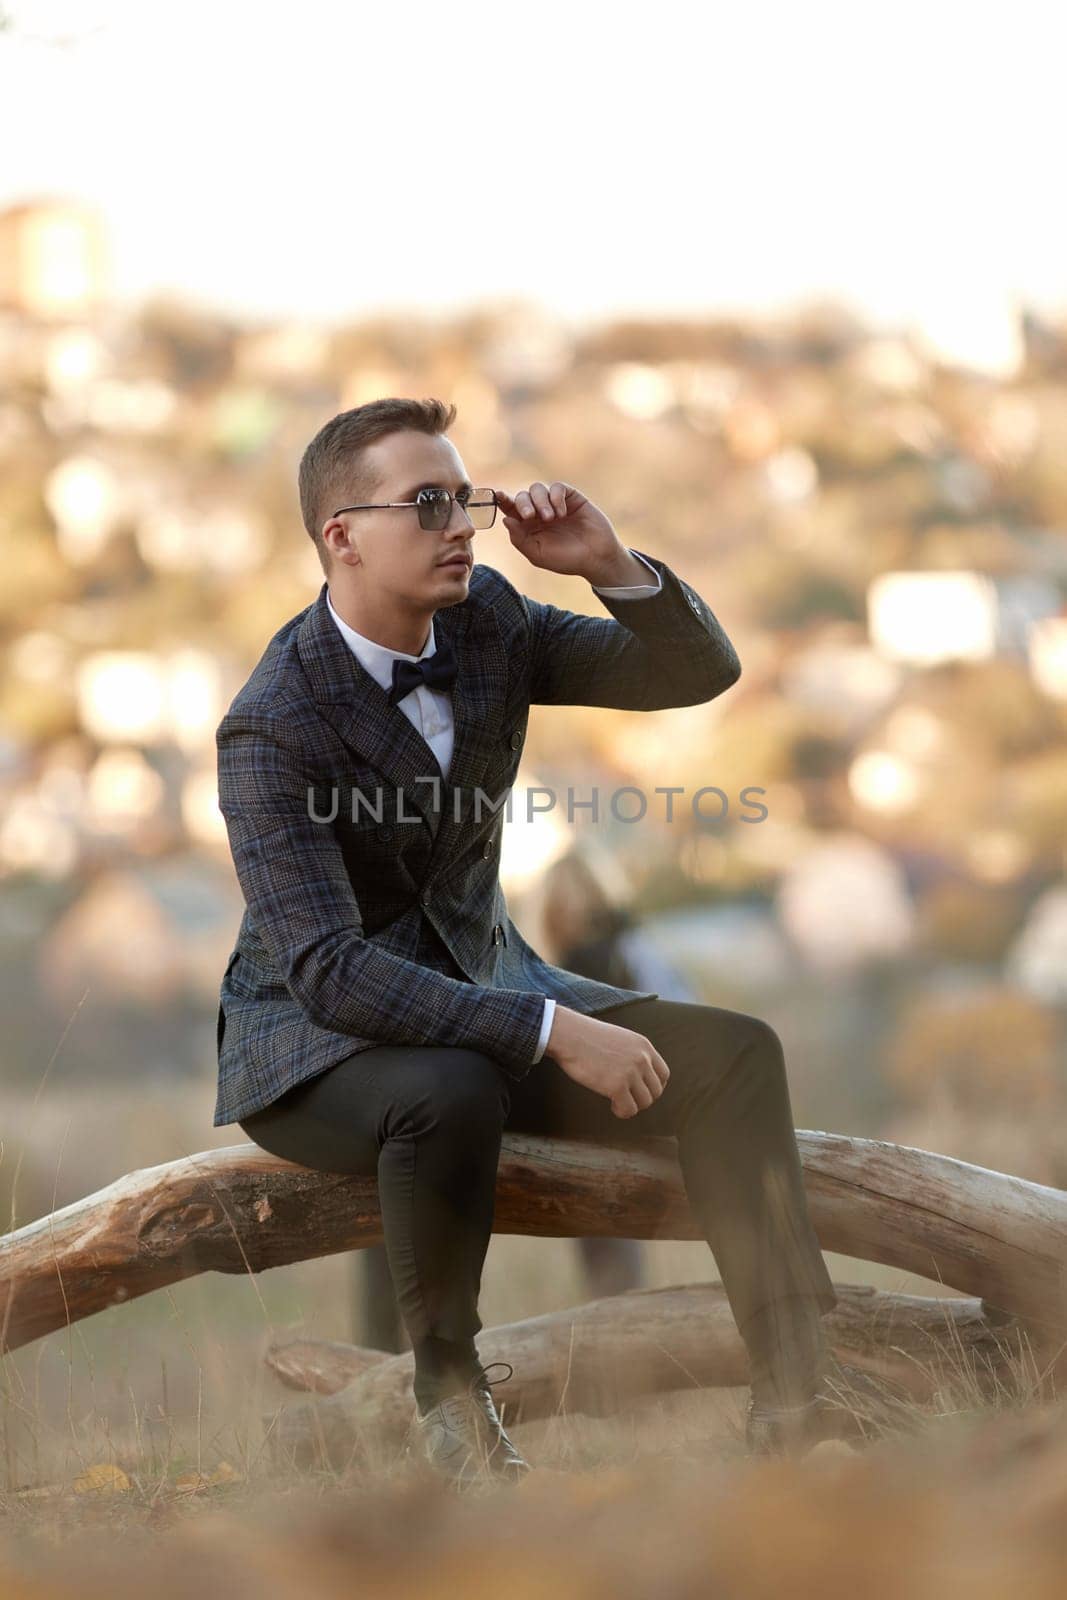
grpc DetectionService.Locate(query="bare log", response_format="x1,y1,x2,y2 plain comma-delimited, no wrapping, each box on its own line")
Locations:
2,1132,1065,1355
265,1281,1036,1469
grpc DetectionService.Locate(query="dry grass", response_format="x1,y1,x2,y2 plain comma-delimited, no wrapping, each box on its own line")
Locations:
2,1388,1067,1599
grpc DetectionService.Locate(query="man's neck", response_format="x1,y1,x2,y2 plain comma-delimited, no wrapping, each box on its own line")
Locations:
327,581,433,656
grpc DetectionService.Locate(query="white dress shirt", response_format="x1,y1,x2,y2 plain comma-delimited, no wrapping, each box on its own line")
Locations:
326,549,664,1063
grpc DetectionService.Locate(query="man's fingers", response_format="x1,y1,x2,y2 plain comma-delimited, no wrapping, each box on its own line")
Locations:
496,487,533,520
642,1064,665,1102
612,1090,640,1120
628,1075,656,1112
495,485,564,522
528,482,553,518
635,1038,670,1090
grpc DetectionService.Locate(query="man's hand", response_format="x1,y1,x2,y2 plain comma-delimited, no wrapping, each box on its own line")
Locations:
545,1006,670,1119
494,481,645,587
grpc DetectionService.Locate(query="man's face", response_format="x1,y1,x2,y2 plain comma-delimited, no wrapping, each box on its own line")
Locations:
326,430,479,607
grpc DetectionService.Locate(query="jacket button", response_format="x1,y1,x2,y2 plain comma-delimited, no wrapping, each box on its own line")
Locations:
421,886,432,905
377,824,394,840
492,923,504,944
483,841,494,858
688,593,701,611
509,730,522,749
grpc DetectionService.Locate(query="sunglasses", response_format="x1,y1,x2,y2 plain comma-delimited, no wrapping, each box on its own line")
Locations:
331,487,499,532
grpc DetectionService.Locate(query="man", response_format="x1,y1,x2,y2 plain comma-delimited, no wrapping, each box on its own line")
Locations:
215,397,871,1485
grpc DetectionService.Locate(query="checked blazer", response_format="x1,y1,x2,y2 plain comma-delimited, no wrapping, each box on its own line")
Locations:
213,550,741,1126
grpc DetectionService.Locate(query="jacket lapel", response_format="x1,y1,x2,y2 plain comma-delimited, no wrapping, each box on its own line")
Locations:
425,591,507,880
296,579,506,857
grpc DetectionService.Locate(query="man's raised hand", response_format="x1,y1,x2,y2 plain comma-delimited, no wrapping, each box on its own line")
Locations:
494,482,636,586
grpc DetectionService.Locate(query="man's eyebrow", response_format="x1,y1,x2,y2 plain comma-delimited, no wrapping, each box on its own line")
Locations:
397,479,474,499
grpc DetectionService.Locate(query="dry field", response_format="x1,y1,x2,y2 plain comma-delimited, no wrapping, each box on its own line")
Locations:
2,1079,1065,1597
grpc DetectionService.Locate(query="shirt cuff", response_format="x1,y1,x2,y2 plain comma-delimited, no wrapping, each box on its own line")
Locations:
532,997,557,1062
590,549,664,598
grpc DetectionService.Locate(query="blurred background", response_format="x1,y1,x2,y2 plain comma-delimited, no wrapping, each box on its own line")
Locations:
2,0,1066,1482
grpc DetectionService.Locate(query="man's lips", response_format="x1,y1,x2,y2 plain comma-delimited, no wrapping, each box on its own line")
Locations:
438,555,472,569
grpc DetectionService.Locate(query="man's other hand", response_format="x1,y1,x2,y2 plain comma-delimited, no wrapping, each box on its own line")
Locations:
544,1006,670,1119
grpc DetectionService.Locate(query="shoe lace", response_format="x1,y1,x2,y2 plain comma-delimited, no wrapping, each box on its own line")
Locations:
423,1361,515,1427
466,1360,515,1398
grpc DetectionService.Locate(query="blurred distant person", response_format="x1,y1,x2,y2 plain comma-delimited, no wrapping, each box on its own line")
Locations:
218,397,849,1480
543,846,700,1004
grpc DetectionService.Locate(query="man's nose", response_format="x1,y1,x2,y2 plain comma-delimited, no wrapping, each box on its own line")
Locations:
445,500,475,533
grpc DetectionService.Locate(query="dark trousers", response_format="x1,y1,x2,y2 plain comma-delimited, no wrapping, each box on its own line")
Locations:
238,997,839,1408
353,1233,645,1353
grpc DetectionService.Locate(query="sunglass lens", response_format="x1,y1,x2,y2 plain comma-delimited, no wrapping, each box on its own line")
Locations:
468,489,497,529
417,489,451,530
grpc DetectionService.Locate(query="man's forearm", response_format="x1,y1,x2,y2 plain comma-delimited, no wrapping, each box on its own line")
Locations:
526,547,741,708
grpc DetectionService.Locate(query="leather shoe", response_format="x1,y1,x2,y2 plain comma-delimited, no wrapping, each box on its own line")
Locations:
407,1360,532,1488
746,1354,913,1457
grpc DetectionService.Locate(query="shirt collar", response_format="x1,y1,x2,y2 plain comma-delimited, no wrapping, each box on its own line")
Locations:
326,585,437,695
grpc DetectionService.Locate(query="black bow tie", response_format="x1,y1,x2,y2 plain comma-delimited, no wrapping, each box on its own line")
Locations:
387,639,458,706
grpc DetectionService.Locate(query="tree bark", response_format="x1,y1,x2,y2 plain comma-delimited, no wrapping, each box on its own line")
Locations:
2,1131,1065,1355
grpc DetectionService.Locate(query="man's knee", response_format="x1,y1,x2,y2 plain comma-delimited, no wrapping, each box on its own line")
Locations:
723,1016,788,1095
738,1015,785,1065
397,1047,510,1134
677,1010,787,1102
672,1004,786,1074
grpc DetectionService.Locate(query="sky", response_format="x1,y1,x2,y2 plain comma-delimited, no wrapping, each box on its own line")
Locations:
2,0,1065,360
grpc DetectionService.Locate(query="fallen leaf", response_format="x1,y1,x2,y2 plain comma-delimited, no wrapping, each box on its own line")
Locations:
72,1463,131,1495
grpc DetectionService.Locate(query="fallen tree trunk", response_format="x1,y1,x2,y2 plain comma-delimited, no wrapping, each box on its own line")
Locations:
264,1281,1037,1470
2,1132,1065,1355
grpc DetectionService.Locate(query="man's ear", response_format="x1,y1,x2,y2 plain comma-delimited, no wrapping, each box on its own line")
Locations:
323,517,360,569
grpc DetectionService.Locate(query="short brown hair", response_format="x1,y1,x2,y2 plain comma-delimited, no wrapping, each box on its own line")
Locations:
298,397,458,574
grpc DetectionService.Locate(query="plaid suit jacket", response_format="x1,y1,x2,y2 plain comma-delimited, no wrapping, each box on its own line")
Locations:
213,550,741,1125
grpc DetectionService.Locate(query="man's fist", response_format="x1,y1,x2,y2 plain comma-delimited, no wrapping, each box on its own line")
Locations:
545,1006,670,1119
